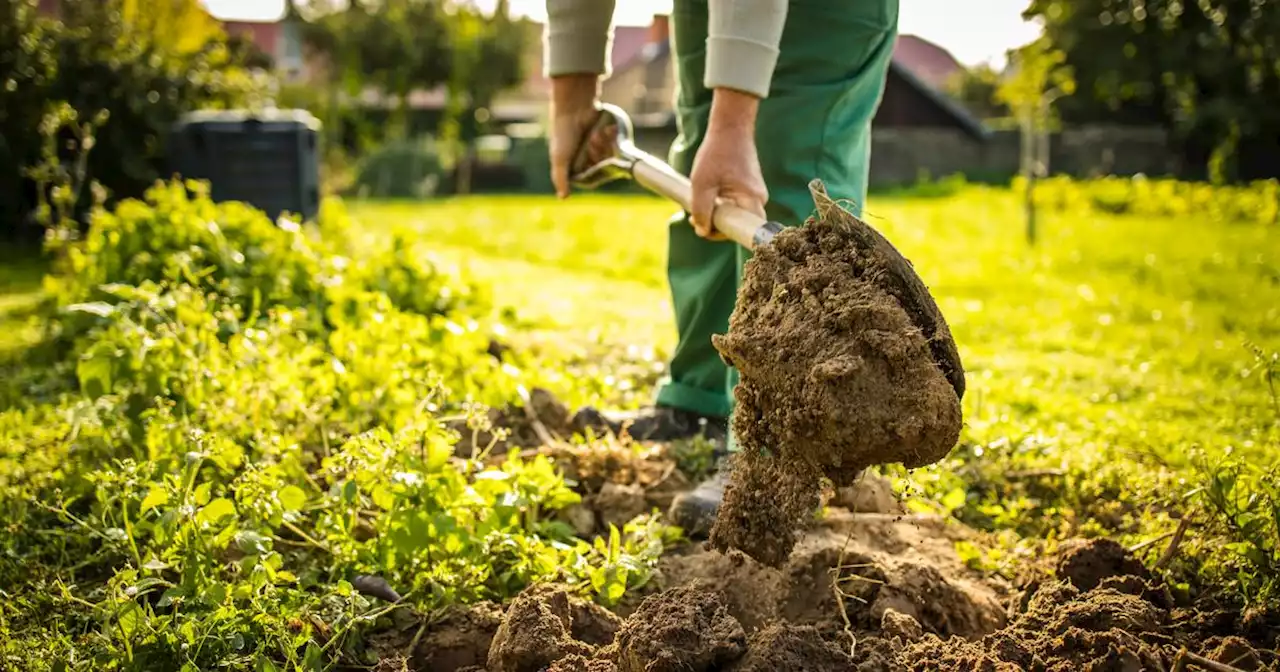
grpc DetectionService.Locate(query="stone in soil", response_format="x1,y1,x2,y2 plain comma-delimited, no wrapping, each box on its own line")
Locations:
709,181,963,567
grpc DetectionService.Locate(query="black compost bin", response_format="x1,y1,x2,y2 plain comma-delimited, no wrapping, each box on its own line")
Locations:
169,109,321,222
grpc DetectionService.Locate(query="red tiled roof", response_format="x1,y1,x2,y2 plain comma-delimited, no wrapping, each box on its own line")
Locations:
891,34,964,89
222,20,282,56
610,25,651,72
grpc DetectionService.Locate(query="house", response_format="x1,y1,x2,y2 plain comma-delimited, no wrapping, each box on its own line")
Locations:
596,15,990,163
220,18,308,81
600,17,988,140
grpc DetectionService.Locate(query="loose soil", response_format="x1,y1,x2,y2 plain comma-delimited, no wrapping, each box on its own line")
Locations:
708,180,965,566
401,532,1277,672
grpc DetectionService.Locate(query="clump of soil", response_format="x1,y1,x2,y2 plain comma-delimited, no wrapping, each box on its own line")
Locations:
609,583,748,672
729,624,853,672
1055,537,1153,591
486,585,621,672
899,580,1173,670
709,180,964,566
890,541,1277,671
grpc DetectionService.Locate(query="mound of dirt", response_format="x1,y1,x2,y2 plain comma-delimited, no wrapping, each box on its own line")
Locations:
609,583,748,672
487,585,621,672
1055,537,1153,591
495,584,854,672
730,624,853,672
407,526,1277,672
646,511,1009,637
893,541,1278,671
900,580,1172,670
709,181,964,566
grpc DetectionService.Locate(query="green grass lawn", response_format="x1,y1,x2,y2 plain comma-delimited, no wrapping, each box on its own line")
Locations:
346,189,1280,472
0,249,46,363
347,186,1280,591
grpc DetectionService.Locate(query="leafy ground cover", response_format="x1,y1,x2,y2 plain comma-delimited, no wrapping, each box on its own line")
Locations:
1,179,1277,671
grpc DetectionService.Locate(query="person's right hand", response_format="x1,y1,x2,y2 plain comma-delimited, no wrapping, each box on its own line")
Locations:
549,73,609,199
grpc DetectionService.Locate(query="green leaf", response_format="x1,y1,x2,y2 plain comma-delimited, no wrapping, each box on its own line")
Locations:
278,485,307,512
140,487,169,514
193,481,213,507
941,487,968,512
604,568,628,605
198,498,237,526
116,601,143,638
77,353,114,399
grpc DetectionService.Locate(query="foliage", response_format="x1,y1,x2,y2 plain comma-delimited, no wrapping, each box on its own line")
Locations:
0,0,259,236
996,36,1076,126
946,63,1010,120
352,137,449,198
1019,174,1280,225
0,178,677,670
300,0,529,145
1025,0,1280,181
115,0,227,56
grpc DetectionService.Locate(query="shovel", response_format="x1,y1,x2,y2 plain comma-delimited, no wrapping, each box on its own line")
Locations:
566,102,967,401
569,103,785,250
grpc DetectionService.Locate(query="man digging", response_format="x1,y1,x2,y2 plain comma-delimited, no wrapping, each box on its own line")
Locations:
544,0,901,537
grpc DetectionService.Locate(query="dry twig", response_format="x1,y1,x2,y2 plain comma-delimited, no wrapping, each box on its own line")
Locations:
1170,647,1249,672
1154,516,1193,572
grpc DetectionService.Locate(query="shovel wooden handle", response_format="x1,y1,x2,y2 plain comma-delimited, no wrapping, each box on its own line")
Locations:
632,156,774,250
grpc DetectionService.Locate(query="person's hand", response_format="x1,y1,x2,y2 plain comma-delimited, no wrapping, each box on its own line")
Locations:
549,73,611,199
688,88,768,240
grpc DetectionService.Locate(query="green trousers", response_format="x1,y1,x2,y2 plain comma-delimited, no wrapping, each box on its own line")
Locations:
654,0,901,434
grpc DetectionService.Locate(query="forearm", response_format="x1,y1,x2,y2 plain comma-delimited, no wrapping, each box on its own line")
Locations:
706,0,788,99
544,0,617,77
709,88,760,138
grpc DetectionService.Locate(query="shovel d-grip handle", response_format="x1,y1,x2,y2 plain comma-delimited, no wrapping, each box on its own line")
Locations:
570,103,783,250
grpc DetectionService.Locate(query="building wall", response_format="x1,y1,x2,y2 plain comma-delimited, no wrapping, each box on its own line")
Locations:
869,125,1179,186
873,68,969,129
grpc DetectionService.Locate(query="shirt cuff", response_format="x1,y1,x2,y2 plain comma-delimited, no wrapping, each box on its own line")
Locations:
705,0,788,98
544,0,617,77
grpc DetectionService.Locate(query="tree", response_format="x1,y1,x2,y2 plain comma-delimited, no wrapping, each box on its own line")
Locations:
303,0,453,140
997,37,1076,245
1025,0,1280,181
442,0,529,193
300,0,528,146
117,0,226,56
947,64,1011,121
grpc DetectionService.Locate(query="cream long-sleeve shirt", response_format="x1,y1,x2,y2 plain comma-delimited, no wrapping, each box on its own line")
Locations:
544,0,788,99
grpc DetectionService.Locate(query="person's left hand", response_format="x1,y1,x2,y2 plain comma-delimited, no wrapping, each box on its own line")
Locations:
688,88,768,241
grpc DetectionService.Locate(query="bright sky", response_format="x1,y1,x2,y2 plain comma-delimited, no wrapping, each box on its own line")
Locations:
203,0,1042,68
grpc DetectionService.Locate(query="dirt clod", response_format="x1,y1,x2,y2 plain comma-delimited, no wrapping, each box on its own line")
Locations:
487,585,616,672
898,580,1174,671
1206,636,1264,670
881,608,925,643
1056,538,1152,591
728,624,853,672
709,181,963,566
547,654,619,672
610,583,748,672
